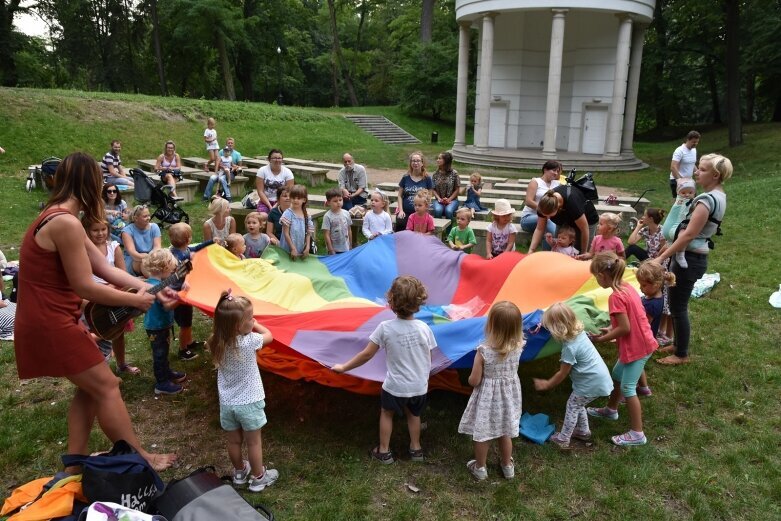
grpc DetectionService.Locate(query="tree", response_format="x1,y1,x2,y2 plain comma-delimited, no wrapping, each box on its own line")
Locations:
326,0,359,106
724,0,742,145
420,0,434,43
0,0,28,85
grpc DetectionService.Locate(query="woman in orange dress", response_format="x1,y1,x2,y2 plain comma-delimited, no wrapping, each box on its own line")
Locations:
14,152,177,472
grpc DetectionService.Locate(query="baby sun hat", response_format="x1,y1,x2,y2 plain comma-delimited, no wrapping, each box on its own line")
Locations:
491,199,515,216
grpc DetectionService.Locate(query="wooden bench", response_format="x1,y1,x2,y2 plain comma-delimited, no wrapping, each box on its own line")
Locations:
228,202,326,235
183,171,249,200
469,221,532,258
459,175,507,188
132,171,199,204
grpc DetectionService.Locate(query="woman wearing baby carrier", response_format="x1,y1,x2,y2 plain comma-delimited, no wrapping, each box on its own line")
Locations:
651,153,731,366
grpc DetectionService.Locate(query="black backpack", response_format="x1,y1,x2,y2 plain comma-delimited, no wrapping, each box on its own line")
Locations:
565,169,599,202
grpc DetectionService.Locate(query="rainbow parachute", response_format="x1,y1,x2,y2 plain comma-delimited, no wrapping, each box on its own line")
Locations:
182,232,631,395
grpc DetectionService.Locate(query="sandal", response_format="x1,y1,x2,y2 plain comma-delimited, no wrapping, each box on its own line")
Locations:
368,446,394,465
656,354,690,366
409,448,425,462
119,363,141,375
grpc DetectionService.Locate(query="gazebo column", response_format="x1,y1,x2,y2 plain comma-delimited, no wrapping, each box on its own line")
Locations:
542,9,568,157
605,14,633,156
621,22,647,154
454,22,471,147
474,13,496,150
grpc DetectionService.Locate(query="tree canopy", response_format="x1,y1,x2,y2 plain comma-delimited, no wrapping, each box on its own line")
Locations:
2,0,778,130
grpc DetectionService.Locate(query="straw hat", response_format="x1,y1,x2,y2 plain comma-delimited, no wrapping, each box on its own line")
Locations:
490,199,515,216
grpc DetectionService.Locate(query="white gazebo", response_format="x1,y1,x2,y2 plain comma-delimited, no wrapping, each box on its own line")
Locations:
452,0,655,171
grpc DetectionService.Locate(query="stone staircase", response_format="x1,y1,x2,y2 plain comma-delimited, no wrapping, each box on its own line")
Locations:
344,115,420,144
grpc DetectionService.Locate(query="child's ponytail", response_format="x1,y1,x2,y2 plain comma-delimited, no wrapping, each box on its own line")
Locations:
207,289,251,367
589,251,626,291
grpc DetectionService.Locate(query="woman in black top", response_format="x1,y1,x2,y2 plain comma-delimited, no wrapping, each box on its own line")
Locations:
527,185,599,255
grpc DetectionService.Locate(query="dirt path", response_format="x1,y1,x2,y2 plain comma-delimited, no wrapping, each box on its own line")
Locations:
326,167,635,198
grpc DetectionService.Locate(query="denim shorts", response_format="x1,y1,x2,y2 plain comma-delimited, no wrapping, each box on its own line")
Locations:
220,400,267,432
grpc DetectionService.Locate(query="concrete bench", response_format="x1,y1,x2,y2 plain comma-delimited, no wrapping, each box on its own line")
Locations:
136,159,202,177
493,182,532,192
229,201,326,235
242,158,268,169
243,164,329,188
282,157,343,170
183,171,249,200
134,171,199,204
459,175,507,187
469,221,532,258
181,157,211,169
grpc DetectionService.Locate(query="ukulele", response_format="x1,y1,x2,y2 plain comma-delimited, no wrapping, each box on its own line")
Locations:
84,261,192,340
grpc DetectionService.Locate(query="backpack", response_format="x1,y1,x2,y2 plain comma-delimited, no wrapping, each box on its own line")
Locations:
155,467,274,521
673,193,723,249
565,169,599,202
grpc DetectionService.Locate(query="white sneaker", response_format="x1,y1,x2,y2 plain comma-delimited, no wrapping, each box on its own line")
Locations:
466,460,487,481
248,467,279,492
232,460,250,485
501,457,515,479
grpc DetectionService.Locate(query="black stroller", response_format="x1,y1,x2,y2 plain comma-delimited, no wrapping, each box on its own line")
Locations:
130,168,189,225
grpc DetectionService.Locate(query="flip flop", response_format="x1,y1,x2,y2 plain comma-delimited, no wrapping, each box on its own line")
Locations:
119,363,141,375
656,355,690,366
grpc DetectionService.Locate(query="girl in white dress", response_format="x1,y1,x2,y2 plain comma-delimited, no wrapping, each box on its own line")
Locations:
458,301,524,481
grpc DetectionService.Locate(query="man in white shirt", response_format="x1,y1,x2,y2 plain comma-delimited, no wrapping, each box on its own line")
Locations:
669,130,700,197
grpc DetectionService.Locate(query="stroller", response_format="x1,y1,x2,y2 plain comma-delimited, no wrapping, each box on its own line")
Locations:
130,168,189,226
27,156,60,192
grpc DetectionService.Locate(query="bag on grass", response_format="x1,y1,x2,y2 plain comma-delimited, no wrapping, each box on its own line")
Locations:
155,467,273,521
61,440,164,514
79,501,168,521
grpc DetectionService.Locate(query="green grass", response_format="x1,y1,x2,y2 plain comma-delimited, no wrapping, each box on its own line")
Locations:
1,88,780,520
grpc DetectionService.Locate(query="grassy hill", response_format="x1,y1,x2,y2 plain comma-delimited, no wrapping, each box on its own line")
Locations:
0,89,779,520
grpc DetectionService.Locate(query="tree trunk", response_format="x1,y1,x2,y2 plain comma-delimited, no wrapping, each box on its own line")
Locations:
652,0,669,128
149,0,167,96
356,0,367,49
215,31,236,101
327,0,359,106
773,94,781,122
725,0,742,146
707,57,721,123
745,70,755,122
0,0,22,86
420,0,434,43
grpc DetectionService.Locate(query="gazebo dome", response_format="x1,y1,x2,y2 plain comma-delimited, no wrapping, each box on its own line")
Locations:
452,0,656,171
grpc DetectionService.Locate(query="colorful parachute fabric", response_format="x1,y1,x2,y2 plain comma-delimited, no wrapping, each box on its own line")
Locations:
182,232,635,394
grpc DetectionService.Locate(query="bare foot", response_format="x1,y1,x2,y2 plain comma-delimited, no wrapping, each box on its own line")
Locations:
145,452,178,471
656,354,690,366
658,344,676,354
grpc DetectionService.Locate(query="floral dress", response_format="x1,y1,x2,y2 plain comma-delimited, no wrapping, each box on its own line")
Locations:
458,344,523,442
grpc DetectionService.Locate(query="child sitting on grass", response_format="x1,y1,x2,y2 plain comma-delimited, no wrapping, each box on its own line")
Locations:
208,290,278,492
243,212,271,258
447,207,477,252
577,212,624,260
362,190,393,240
533,302,613,449
332,276,436,464
322,188,352,254
405,189,434,234
141,249,187,395
545,225,579,257
458,301,524,480
168,222,214,361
